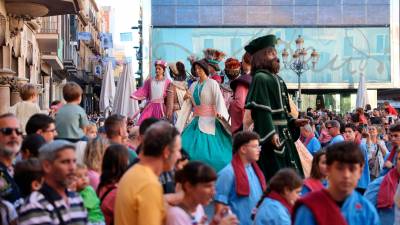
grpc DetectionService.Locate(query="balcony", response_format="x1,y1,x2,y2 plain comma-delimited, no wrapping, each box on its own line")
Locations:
41,38,63,71
5,0,80,18
36,21,59,53
63,46,79,76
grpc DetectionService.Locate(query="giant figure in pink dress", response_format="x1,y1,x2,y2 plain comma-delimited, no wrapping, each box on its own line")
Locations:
130,60,171,125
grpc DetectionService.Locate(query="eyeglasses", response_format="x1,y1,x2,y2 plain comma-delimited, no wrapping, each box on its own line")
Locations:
326,126,333,129
0,127,22,136
245,144,262,150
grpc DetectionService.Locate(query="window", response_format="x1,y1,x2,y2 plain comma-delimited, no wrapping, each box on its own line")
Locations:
376,34,384,53
343,37,353,57
204,38,213,48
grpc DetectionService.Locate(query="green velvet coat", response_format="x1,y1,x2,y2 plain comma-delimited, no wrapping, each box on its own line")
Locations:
246,69,304,181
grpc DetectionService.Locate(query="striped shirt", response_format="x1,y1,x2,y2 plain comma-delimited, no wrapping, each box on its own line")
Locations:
18,183,87,225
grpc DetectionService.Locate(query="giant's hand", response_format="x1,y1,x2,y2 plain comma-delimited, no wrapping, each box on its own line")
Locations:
271,134,281,148
295,119,309,127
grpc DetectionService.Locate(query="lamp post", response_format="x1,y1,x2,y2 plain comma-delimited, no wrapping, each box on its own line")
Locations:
281,35,319,110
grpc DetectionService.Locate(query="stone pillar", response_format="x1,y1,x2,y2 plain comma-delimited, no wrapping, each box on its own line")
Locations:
42,75,50,110
10,90,20,106
0,83,9,114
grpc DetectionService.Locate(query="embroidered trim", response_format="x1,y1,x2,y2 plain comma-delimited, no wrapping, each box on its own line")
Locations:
260,130,275,142
273,120,288,126
274,146,286,155
272,75,284,109
248,101,284,113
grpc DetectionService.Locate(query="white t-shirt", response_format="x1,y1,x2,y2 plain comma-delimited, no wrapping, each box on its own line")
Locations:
166,204,205,225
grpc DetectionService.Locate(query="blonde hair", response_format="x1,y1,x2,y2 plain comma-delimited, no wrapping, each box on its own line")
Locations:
85,124,97,134
20,83,38,100
83,137,109,172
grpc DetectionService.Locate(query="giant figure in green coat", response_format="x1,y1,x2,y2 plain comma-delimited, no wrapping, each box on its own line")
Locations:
244,34,308,181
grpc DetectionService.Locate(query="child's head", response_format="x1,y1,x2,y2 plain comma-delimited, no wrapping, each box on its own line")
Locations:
84,137,109,173
20,83,38,102
325,141,364,196
268,168,303,205
310,150,327,180
232,131,261,163
175,161,217,206
389,123,400,147
14,159,43,198
20,134,46,159
63,82,82,103
85,124,98,139
75,164,89,191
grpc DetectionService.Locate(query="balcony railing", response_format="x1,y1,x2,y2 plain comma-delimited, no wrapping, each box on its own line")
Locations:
40,21,58,33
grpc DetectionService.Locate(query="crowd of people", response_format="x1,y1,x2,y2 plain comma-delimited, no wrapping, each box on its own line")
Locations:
0,34,399,225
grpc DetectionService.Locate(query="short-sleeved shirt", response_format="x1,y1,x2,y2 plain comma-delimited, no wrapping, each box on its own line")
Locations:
329,134,345,146
79,186,104,223
254,197,291,225
215,164,263,225
306,137,322,155
18,183,87,225
55,104,89,140
114,164,165,225
0,200,18,225
166,205,205,225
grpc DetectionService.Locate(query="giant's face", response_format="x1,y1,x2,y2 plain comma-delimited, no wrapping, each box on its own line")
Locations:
264,48,280,74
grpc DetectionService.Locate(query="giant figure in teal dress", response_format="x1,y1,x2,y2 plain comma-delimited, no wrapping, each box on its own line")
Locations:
181,59,232,172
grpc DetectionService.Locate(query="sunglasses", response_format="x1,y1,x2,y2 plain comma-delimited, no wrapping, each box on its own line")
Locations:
0,127,23,136
326,126,333,129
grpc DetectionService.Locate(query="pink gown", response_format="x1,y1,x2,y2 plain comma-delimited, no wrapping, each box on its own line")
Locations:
131,78,171,125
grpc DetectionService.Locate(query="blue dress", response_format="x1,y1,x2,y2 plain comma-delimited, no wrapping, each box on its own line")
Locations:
294,191,380,225
215,164,263,225
181,82,232,172
254,197,291,225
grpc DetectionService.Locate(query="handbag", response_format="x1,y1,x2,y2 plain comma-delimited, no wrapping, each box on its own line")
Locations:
368,144,381,179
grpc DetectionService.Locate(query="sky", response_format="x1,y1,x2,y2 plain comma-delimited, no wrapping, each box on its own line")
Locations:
96,0,141,72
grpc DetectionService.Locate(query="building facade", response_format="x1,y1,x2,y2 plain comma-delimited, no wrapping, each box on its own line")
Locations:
0,0,107,115
148,0,399,112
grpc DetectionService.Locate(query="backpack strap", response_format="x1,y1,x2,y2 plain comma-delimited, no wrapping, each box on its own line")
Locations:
100,186,117,203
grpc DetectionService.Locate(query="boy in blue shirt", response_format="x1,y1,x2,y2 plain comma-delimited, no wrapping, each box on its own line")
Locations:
293,141,380,225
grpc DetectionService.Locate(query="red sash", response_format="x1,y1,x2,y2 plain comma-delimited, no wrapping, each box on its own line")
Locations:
293,189,348,225
377,168,400,209
267,191,293,214
231,153,267,196
303,178,325,192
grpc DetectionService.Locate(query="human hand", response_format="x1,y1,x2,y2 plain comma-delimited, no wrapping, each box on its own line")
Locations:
384,160,393,169
211,208,238,225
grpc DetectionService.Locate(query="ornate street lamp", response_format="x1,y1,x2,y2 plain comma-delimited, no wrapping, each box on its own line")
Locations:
281,35,319,110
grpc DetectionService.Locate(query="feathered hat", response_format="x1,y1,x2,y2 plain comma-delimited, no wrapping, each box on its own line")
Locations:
203,48,226,71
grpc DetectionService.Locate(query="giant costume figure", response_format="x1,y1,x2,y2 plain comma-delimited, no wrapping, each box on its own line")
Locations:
244,35,306,181
180,59,232,172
